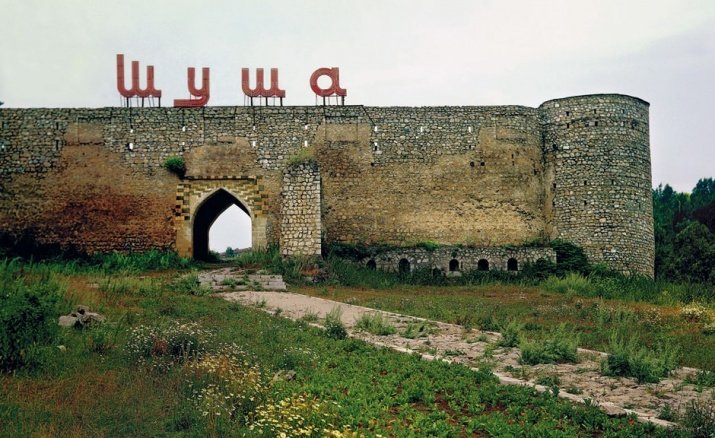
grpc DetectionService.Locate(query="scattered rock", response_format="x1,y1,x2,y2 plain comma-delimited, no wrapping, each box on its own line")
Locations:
272,370,297,383
58,315,78,327
58,305,105,328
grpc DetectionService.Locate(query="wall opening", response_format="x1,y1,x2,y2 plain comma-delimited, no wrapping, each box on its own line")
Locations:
398,258,410,274
477,259,489,271
449,259,459,271
507,258,518,271
193,189,252,260
366,259,377,270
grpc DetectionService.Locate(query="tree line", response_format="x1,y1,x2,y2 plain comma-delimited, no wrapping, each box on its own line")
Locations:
653,178,715,283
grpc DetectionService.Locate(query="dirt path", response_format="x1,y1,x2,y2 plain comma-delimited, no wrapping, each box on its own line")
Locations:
207,273,713,428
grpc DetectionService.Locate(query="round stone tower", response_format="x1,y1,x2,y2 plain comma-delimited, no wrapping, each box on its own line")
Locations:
540,94,654,276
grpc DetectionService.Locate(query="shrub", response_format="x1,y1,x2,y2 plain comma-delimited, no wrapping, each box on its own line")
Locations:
323,306,347,340
683,400,715,438
519,325,579,365
127,322,213,370
163,156,186,177
185,344,267,426
601,331,679,383
286,147,316,167
0,259,62,371
497,319,523,348
354,313,396,336
550,239,590,275
685,370,715,388
680,303,710,322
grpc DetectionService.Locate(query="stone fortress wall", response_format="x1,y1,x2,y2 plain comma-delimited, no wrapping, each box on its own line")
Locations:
0,94,654,275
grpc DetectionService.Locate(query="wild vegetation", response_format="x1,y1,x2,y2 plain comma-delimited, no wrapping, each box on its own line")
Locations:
1,178,714,435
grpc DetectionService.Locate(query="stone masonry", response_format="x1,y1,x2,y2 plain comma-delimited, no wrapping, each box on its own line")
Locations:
0,94,654,275
280,160,321,256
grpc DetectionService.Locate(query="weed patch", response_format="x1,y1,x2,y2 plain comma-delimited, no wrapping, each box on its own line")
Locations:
520,325,579,365
601,332,679,384
354,313,396,336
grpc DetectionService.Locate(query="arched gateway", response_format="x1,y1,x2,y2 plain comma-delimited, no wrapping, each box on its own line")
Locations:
174,178,269,259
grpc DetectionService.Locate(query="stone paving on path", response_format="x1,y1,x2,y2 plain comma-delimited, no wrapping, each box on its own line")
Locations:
204,272,713,428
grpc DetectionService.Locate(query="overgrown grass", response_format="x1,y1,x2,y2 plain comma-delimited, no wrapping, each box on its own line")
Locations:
0,265,698,436
354,313,397,336
230,246,316,284
0,259,62,370
323,306,347,340
519,325,579,365
497,319,524,348
601,331,679,383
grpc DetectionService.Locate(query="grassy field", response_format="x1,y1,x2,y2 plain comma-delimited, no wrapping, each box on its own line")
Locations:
294,282,715,370
1,256,713,436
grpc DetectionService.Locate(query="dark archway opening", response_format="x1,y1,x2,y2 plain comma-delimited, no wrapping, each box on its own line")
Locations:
507,258,518,271
449,259,460,272
477,259,489,271
193,189,251,260
366,259,377,270
398,258,410,274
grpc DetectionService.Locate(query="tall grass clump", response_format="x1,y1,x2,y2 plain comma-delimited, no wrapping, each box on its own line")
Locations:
0,258,62,370
92,250,191,272
326,256,399,289
601,331,679,383
231,246,314,284
323,306,347,340
354,313,396,336
519,324,579,365
542,273,597,296
497,319,524,348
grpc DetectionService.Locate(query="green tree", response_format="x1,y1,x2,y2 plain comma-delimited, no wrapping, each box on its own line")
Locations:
225,247,236,257
671,221,715,283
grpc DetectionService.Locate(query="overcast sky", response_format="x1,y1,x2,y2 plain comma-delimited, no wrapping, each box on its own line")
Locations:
2,0,714,251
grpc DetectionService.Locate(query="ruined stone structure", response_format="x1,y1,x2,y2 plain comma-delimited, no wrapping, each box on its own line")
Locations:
0,94,654,275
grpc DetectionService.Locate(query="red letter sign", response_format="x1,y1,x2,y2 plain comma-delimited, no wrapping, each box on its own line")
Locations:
242,68,286,98
116,54,162,99
174,67,210,107
310,67,347,97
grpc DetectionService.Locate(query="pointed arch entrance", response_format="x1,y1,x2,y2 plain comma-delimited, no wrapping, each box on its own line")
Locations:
192,189,251,260
174,178,269,259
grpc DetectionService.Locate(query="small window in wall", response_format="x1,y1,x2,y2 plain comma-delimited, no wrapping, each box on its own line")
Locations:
398,258,410,274
477,259,489,271
366,259,377,270
449,259,459,272
584,200,588,206
594,121,599,127
507,258,518,271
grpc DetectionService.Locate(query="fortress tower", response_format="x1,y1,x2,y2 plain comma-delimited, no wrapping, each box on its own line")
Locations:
540,95,654,276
